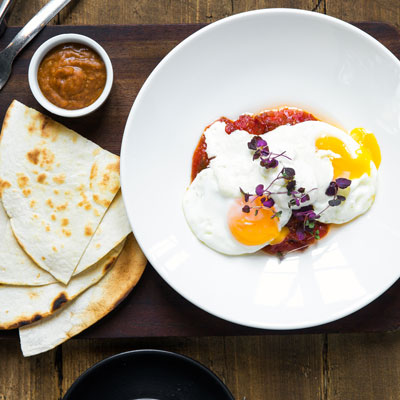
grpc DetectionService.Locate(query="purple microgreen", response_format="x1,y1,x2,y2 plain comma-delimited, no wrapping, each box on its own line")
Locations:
282,167,295,179
298,187,305,193
328,198,342,207
255,184,264,196
296,226,306,240
256,185,264,196
336,178,352,189
242,205,250,213
263,198,275,208
240,187,250,202
247,136,259,150
325,181,338,196
337,195,346,202
256,138,267,148
267,159,279,169
300,194,310,203
286,180,296,194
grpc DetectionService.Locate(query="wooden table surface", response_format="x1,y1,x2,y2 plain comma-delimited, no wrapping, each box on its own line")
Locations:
1,1,400,399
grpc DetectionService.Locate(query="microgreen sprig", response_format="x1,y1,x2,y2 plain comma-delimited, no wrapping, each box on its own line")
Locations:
248,136,291,170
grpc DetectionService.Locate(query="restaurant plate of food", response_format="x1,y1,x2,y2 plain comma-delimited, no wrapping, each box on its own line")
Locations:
121,9,400,329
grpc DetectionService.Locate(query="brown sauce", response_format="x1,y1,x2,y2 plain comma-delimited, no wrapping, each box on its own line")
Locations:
37,43,107,110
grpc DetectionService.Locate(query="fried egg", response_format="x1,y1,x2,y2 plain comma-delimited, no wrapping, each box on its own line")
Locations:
183,119,380,255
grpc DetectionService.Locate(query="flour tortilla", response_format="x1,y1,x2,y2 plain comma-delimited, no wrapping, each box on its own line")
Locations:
0,100,120,284
0,191,131,285
19,234,146,356
0,240,125,330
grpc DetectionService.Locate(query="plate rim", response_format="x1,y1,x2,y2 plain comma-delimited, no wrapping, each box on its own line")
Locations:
120,8,400,330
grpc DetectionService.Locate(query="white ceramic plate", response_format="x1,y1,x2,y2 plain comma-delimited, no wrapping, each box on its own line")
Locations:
121,9,400,329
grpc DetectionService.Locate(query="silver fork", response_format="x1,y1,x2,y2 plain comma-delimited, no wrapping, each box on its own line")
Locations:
0,0,71,91
0,0,16,37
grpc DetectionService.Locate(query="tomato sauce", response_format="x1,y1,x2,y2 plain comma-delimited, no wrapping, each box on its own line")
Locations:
38,43,107,110
263,218,329,256
190,107,328,256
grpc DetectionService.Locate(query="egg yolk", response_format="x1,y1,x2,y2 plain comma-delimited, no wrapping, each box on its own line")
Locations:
228,197,283,246
315,128,381,179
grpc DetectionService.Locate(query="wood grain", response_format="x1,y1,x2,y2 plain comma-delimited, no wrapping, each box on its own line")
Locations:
327,333,400,399
1,1,400,400
7,0,400,27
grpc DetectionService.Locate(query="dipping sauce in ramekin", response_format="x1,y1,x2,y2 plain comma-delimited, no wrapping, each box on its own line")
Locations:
37,43,107,110
29,33,113,118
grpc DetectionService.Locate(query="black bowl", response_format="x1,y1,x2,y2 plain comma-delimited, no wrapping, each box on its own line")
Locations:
63,349,235,400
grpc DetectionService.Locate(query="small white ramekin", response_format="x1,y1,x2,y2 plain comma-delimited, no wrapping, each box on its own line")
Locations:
28,33,113,118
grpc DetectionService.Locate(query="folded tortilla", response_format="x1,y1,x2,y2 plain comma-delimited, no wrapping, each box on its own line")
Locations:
0,240,125,330
0,100,120,284
19,234,146,356
0,191,132,285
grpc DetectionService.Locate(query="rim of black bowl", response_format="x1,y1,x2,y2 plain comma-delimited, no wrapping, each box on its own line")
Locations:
63,348,235,400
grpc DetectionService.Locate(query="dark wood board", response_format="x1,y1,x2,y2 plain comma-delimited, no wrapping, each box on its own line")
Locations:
0,23,399,339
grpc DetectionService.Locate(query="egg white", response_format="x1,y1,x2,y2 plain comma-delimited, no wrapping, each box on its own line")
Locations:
183,119,378,255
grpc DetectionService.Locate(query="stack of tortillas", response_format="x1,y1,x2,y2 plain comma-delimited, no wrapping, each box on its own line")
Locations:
0,100,147,356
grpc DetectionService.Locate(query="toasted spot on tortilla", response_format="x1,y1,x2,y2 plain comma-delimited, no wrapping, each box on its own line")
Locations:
61,218,69,227
62,228,71,237
84,225,93,236
51,214,56,221
107,160,120,173
41,256,45,261
51,292,68,312
27,148,40,164
0,179,11,198
93,194,111,208
15,313,43,329
96,243,101,249
102,257,116,273
30,200,36,208
53,174,65,184
54,190,59,195
17,174,29,188
52,246,58,252
93,148,101,156
94,208,100,217
37,173,47,184
45,225,50,232
26,147,55,170
39,148,55,169
33,214,38,219
46,199,54,208
90,163,98,181
78,191,91,210
23,189,31,197
56,202,68,212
